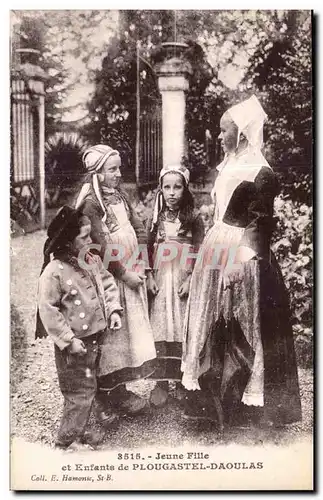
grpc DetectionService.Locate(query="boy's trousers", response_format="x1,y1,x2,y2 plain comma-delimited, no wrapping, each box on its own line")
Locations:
54,332,104,448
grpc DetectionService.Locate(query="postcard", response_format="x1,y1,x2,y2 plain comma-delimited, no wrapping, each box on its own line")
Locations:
10,9,313,491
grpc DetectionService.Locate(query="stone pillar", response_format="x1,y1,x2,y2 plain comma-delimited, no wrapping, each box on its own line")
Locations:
156,46,192,169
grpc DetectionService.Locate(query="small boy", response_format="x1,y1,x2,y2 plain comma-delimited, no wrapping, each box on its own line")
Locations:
37,205,123,450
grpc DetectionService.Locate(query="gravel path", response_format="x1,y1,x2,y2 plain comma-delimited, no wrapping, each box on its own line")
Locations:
10,232,313,450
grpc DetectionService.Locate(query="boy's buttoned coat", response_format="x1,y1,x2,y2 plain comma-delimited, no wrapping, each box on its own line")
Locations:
38,254,122,350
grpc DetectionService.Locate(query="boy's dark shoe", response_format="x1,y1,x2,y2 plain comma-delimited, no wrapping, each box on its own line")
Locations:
95,392,120,425
81,430,107,448
97,409,119,426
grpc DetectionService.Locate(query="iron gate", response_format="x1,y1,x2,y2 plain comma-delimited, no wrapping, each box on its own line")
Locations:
138,107,163,187
10,77,41,230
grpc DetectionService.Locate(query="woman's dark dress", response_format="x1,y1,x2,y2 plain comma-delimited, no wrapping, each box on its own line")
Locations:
181,150,302,425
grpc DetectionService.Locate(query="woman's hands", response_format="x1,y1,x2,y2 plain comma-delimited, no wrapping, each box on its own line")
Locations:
147,274,191,299
122,270,146,289
222,263,244,290
109,312,122,330
178,275,191,299
222,246,256,289
147,273,159,296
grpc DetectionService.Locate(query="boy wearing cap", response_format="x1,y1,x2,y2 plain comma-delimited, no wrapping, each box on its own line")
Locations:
37,206,123,450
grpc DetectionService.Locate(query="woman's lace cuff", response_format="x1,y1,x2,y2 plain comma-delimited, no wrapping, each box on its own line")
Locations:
181,373,201,391
241,393,264,407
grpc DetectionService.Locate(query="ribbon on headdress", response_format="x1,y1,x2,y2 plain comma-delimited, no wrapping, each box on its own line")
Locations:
82,144,120,173
75,144,120,220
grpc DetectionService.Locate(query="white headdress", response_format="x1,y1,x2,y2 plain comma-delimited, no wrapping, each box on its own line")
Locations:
150,164,190,232
75,144,120,222
227,95,267,149
158,164,190,186
211,96,271,202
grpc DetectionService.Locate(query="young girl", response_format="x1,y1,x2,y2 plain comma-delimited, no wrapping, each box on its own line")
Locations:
146,165,204,407
75,145,156,416
36,206,123,450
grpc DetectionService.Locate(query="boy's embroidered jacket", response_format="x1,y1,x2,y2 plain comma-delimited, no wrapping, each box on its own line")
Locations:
38,254,123,350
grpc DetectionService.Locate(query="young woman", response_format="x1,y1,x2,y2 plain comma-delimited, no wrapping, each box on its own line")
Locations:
146,165,204,407
75,145,156,417
181,96,302,428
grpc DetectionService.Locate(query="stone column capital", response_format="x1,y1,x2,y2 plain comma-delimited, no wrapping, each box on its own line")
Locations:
156,56,192,75
158,75,189,93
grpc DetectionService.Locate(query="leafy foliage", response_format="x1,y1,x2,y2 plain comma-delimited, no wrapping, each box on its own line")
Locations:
45,132,89,206
272,194,313,333
83,11,230,181
182,139,209,183
243,11,312,203
11,14,68,137
11,10,118,136
83,34,138,172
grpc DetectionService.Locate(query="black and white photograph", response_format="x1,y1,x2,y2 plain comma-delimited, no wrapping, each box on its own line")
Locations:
9,8,313,491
